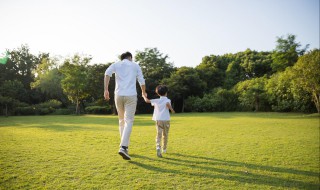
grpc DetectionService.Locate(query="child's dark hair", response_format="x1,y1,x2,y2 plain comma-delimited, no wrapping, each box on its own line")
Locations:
156,85,168,96
120,52,132,60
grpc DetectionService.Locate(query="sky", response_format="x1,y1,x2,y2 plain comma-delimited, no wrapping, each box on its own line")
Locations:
0,0,319,67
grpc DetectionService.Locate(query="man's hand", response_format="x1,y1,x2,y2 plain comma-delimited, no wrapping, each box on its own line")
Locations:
142,92,151,103
104,90,110,101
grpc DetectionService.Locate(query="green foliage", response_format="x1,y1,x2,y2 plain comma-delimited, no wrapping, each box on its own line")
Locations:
14,106,38,115
271,34,309,72
31,55,66,104
0,80,25,116
135,47,176,111
196,55,228,90
292,49,320,113
0,38,317,114
52,108,74,115
37,99,62,109
239,49,273,78
0,80,25,99
60,54,92,114
162,67,206,112
266,64,315,113
85,105,112,114
0,45,41,104
14,100,62,115
224,61,244,89
135,48,175,89
86,64,110,101
85,63,116,114
235,77,269,111
185,88,238,112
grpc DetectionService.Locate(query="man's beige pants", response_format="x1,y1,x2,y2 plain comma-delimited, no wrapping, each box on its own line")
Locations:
156,120,170,150
115,95,137,147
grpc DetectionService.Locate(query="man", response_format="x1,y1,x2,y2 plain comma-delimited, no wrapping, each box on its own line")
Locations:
104,52,147,160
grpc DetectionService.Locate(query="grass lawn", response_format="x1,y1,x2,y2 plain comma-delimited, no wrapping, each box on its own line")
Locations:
0,112,319,189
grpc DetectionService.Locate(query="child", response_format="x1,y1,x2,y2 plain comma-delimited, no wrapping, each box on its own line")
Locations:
143,85,175,158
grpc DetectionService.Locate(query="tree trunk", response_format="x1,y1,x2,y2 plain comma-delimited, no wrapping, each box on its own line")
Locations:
255,96,259,112
181,96,185,113
5,104,8,117
76,97,80,115
312,92,320,114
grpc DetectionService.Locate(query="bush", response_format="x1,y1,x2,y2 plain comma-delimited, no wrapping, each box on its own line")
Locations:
185,88,239,112
52,108,74,115
85,105,112,114
38,108,54,115
37,99,62,109
14,100,62,115
15,106,37,115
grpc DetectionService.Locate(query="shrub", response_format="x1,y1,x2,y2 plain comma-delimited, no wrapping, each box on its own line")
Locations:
185,88,239,112
37,99,62,109
15,106,37,115
52,108,74,115
85,105,112,114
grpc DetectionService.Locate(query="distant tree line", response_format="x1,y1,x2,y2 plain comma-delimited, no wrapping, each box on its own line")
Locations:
0,34,319,116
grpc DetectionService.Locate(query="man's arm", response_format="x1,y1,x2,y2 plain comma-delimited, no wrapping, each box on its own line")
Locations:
140,84,147,98
104,75,110,101
104,63,115,101
137,64,147,97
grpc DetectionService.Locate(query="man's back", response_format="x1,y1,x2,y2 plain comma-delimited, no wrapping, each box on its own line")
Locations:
105,59,145,96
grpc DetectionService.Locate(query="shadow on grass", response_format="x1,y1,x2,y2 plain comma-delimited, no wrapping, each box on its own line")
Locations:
129,153,319,189
0,115,154,131
25,124,117,132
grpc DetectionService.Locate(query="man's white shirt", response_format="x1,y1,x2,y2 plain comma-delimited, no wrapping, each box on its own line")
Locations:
105,59,145,96
151,96,171,121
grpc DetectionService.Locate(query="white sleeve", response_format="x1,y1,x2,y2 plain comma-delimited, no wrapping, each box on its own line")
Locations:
136,64,145,85
150,99,156,106
105,63,115,77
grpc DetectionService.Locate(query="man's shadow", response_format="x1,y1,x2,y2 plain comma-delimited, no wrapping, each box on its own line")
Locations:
129,153,319,189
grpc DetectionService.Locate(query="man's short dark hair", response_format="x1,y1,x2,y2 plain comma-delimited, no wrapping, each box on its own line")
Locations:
156,85,168,96
120,52,132,60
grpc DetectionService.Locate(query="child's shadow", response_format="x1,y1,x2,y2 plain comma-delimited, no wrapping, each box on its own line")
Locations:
129,153,319,189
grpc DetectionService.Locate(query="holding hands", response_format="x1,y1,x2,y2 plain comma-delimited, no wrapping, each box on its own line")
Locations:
142,92,150,103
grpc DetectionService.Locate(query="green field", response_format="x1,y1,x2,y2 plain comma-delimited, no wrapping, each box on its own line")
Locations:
0,113,319,189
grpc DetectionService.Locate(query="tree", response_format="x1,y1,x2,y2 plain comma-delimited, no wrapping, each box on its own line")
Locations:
134,48,175,113
266,67,313,112
135,48,175,97
185,88,238,112
0,45,40,104
271,34,309,72
60,54,92,114
196,55,229,91
85,63,117,113
0,80,25,116
235,77,269,111
31,54,67,104
162,67,206,112
292,49,320,113
224,60,244,89
239,49,273,78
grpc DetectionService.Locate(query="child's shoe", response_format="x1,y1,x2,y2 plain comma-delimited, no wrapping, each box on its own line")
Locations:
156,149,162,158
162,149,167,154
